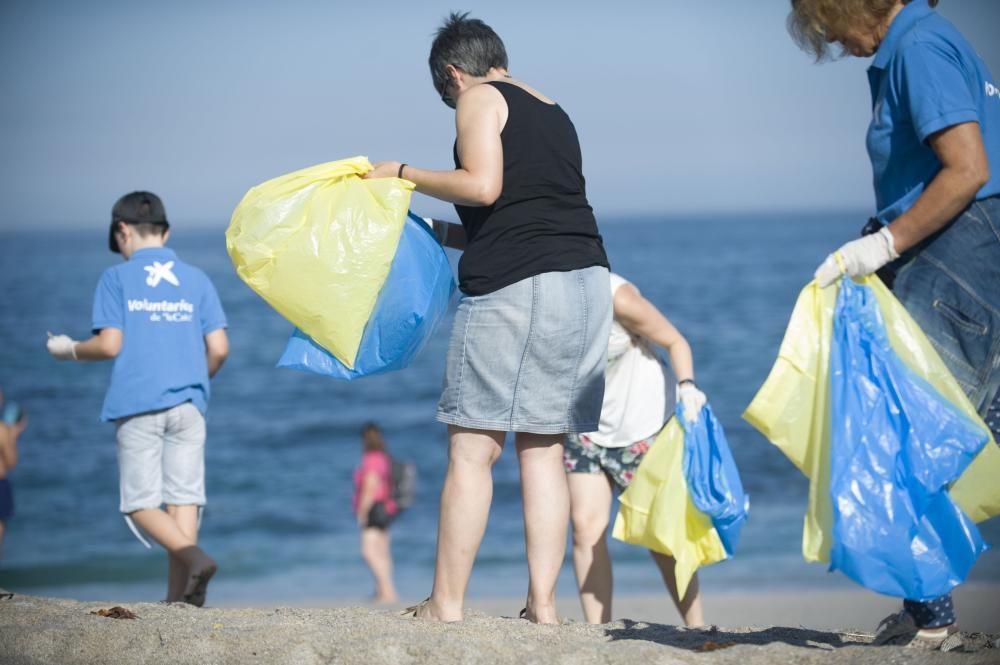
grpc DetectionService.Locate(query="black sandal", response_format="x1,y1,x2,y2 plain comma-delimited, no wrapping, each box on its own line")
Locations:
402,597,431,618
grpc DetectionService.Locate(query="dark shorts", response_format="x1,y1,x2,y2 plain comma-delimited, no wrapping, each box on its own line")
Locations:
365,501,395,530
0,478,13,522
564,431,657,491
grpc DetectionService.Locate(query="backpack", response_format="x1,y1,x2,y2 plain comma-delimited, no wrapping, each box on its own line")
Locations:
390,458,417,512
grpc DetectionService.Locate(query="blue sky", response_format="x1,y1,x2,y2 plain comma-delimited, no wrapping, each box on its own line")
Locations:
1,0,997,229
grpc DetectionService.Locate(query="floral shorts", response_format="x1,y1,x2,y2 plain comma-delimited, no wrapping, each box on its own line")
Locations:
564,431,657,490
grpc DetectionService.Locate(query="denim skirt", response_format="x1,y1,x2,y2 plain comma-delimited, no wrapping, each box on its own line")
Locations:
436,265,612,434
892,195,1000,422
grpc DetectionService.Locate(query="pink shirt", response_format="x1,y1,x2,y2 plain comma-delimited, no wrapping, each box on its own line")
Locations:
352,451,396,514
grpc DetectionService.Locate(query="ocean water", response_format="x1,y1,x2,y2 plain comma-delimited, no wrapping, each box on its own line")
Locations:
0,213,997,604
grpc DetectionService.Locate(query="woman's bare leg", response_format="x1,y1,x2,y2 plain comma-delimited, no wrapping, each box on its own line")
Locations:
651,551,704,626
361,527,398,603
568,472,614,623
516,432,569,625
421,426,504,622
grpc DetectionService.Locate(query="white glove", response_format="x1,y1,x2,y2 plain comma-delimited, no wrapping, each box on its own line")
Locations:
678,382,707,423
47,332,78,360
814,226,899,288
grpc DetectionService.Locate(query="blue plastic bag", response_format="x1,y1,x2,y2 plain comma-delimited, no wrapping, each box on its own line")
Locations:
679,402,749,556
277,212,455,379
828,278,988,599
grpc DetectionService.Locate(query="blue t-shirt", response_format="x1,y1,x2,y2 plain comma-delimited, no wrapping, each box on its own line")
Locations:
92,247,227,422
866,0,1000,222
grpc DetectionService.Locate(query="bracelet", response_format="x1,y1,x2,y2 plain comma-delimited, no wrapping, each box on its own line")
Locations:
678,378,697,388
397,163,407,179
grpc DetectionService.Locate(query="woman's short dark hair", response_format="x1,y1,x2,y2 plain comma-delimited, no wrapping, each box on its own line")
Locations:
361,422,386,453
429,12,509,97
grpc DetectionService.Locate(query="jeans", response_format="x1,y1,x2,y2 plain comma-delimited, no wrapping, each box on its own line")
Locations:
436,266,611,434
890,195,1000,627
892,195,1000,420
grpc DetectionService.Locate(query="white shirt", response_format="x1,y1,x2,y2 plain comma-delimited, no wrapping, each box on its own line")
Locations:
585,273,675,448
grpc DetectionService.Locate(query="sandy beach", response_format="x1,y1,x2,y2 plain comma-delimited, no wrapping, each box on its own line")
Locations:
2,586,997,664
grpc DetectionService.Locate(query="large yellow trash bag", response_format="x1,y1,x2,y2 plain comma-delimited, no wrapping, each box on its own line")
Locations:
226,156,414,368
744,276,1000,564
612,418,728,598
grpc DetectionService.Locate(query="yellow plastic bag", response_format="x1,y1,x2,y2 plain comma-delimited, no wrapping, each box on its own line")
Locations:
226,157,414,368
612,418,728,598
744,276,1000,563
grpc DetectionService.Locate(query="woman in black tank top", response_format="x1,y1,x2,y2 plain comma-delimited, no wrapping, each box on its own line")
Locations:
365,13,612,625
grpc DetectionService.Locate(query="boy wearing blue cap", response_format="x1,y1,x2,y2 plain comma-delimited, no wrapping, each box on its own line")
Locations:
46,191,229,606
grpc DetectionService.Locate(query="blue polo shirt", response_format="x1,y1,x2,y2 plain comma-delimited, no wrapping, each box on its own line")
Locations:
92,247,227,422
867,0,1000,222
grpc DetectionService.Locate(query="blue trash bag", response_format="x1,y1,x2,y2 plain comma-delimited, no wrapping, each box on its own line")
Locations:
678,402,749,556
828,277,988,600
277,212,456,379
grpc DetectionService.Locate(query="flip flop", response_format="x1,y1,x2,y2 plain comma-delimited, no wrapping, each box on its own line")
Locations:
519,606,565,625
402,597,431,618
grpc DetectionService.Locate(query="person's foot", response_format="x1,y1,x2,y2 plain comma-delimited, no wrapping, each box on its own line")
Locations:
873,610,962,650
374,591,399,605
521,601,560,625
181,551,217,608
404,596,461,622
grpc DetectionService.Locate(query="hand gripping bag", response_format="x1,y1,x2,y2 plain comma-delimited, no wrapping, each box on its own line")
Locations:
277,212,455,379
613,404,748,598
745,276,1000,597
681,403,749,556
226,157,413,369
828,278,987,599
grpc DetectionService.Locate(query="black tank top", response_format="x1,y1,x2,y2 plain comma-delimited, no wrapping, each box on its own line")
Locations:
453,81,609,296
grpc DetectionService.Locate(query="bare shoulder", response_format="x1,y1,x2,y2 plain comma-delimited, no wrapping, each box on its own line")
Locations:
461,82,507,108
614,282,643,305
456,83,508,132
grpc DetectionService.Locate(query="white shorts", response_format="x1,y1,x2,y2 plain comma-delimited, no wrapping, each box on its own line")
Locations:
116,402,206,513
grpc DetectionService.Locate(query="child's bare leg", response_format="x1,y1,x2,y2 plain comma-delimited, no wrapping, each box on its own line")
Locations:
650,551,704,626
165,505,200,602
130,507,215,606
568,472,614,623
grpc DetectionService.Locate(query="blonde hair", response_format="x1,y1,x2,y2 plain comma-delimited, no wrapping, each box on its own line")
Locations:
788,0,939,61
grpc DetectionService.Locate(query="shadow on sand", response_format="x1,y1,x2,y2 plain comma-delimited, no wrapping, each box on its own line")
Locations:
605,620,866,652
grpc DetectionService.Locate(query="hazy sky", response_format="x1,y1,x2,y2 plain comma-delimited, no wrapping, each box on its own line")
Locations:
1,0,997,229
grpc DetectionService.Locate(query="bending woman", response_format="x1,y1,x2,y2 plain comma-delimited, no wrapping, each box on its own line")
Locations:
789,0,1000,649
365,13,611,623
565,273,707,625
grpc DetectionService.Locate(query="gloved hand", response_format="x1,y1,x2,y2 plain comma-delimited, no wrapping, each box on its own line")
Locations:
678,382,707,423
815,226,899,288
47,332,78,360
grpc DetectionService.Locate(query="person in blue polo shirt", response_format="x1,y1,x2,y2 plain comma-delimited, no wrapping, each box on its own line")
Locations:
46,191,229,607
788,0,1000,650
